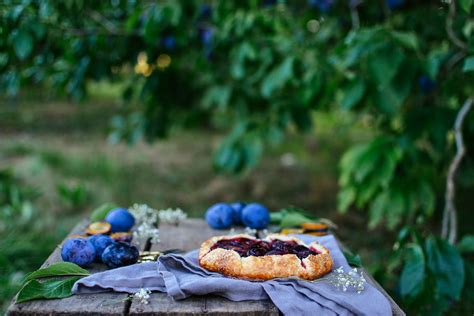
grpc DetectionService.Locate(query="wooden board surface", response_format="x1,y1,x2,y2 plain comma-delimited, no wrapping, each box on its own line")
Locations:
8,218,404,315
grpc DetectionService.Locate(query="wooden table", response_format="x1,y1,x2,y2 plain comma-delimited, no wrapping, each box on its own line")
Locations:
7,218,404,315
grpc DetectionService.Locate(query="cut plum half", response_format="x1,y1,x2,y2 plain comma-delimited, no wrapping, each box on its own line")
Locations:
210,237,319,259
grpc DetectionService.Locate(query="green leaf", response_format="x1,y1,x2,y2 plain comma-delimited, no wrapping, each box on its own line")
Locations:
400,244,425,298
230,42,257,80
25,263,90,282
270,210,285,224
374,78,411,115
343,250,362,267
386,189,405,230
426,237,465,300
353,148,378,183
369,191,389,229
462,56,474,72
241,136,263,169
90,202,118,222
16,277,82,303
202,86,232,110
426,48,448,78
458,235,474,253
12,30,33,60
279,211,314,228
418,181,435,216
341,78,366,110
459,0,473,13
337,187,355,213
261,57,294,98
368,45,404,87
214,141,243,173
391,31,419,51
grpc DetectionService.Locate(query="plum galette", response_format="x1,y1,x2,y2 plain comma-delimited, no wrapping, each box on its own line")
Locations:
199,234,333,280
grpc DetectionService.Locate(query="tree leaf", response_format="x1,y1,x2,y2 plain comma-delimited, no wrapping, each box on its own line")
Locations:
400,244,425,298
458,235,474,253
16,277,82,303
462,56,474,72
343,250,362,267
25,262,90,282
418,180,435,216
261,57,294,98
341,78,366,110
369,191,389,229
459,0,473,13
386,189,405,230
426,237,465,300
391,31,419,51
202,86,232,110
337,187,355,213
368,45,404,87
374,78,411,115
241,136,263,169
12,30,33,60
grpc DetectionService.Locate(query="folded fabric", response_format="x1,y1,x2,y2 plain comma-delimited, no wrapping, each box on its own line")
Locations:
73,234,392,316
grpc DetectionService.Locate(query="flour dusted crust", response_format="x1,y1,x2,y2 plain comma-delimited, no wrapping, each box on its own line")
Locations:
199,234,333,280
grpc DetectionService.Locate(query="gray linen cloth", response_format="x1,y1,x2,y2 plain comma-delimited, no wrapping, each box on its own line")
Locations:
73,234,392,315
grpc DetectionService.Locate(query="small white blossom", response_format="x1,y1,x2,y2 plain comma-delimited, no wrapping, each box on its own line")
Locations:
133,288,151,304
244,227,257,236
129,204,160,246
129,204,159,226
158,208,187,225
312,266,366,294
133,223,160,245
129,204,188,244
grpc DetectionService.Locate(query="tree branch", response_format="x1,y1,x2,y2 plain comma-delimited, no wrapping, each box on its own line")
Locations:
445,0,468,51
441,97,472,244
350,5,360,30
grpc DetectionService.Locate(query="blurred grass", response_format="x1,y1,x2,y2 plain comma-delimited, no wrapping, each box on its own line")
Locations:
0,85,384,312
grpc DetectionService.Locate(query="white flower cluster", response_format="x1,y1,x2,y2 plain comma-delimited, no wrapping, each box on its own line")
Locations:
129,203,159,225
322,266,366,294
244,227,257,236
129,204,188,245
158,208,187,225
129,204,160,245
134,223,160,245
133,288,151,304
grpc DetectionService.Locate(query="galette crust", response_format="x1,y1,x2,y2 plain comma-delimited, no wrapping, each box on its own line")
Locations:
199,234,333,280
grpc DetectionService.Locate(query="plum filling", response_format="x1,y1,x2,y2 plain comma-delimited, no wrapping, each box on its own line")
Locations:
210,237,319,259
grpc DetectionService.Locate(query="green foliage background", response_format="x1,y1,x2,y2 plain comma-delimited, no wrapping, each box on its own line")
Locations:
2,0,474,314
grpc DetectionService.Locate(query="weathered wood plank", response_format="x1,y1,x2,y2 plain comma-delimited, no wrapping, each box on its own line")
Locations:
7,220,130,316
203,296,279,316
129,294,280,316
156,218,237,251
129,294,206,315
